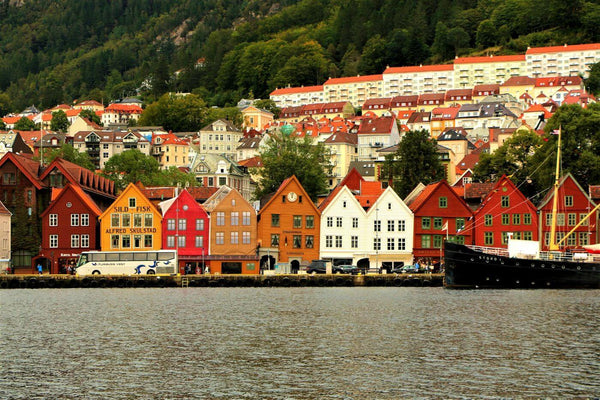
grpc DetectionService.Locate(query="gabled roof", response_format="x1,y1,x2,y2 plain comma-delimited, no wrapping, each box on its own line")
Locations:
408,180,471,214
0,152,43,189
157,188,205,216
474,175,536,216
99,182,160,220
538,173,596,209
357,116,396,134
463,182,495,201
0,200,12,216
238,156,263,168
40,157,116,197
41,183,103,218
356,181,385,210
258,175,320,216
323,131,357,145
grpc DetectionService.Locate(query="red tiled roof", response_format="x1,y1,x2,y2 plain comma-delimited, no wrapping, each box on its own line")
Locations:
473,84,500,93
324,74,382,85
408,182,439,212
357,116,396,135
238,156,263,168
454,55,525,64
270,85,323,96
0,152,43,189
384,64,453,74
105,104,143,113
502,76,536,86
527,43,600,54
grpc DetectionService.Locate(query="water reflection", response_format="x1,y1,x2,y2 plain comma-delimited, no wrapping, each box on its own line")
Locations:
1,288,599,399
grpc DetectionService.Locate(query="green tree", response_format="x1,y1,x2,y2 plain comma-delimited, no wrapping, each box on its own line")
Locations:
252,99,280,119
42,143,95,170
473,128,544,197
102,149,163,190
381,130,445,198
255,128,332,201
358,34,387,75
585,61,600,95
50,110,70,132
153,166,199,187
0,119,5,130
14,117,36,131
138,93,208,132
79,109,102,126
476,19,497,48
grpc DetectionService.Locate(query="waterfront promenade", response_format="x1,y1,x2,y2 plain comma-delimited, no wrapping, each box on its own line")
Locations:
0,273,443,289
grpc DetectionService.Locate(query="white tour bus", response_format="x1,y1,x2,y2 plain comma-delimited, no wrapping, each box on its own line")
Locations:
75,250,178,276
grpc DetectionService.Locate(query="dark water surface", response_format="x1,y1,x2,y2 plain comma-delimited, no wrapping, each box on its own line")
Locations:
1,288,599,399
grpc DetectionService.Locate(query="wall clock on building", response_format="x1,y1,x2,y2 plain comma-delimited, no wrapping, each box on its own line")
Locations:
287,191,298,202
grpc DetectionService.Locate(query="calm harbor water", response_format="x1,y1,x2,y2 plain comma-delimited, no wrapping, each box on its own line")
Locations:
1,287,599,399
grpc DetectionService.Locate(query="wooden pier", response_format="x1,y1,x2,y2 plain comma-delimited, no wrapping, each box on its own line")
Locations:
0,273,444,289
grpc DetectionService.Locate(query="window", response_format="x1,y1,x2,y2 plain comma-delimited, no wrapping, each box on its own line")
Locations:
293,235,302,248
567,233,576,246
557,213,565,226
433,235,443,248
71,235,79,248
134,214,142,227
178,219,187,231
439,197,448,208
398,220,405,232
145,214,153,227
579,232,589,246
327,217,333,227
305,216,314,229
293,215,302,229
484,214,492,226
216,212,225,226
242,231,251,244
502,214,510,225
422,235,431,248
49,214,58,226
111,235,119,249
81,234,89,248
523,231,533,241
242,212,251,226
484,232,494,245
343,201,347,208
351,236,358,248
50,235,58,248
122,235,131,248
336,217,342,228
455,218,465,231
305,235,314,248
216,232,224,245
373,238,381,251
325,235,333,248
512,214,521,225
501,196,510,208
231,212,239,226
71,214,79,226
502,232,509,245
167,219,176,230
122,213,130,227
231,232,239,244
178,236,186,248
352,218,359,228
81,214,89,226
388,220,395,231
335,236,342,248
129,198,136,208
568,213,577,226
195,236,204,248
374,220,381,232
565,196,573,207
523,213,532,225
422,217,431,229
271,234,279,246
433,217,442,230
387,238,395,250
579,213,589,226
398,238,406,251
271,214,280,227
545,213,553,226
196,219,205,231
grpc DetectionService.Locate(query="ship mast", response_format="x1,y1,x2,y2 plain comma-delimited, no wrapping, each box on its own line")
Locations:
549,126,561,251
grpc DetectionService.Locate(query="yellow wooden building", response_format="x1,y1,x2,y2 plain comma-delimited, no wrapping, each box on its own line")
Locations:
98,183,163,251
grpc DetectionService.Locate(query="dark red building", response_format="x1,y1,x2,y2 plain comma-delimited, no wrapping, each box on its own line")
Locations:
37,183,102,273
472,175,539,248
408,180,474,261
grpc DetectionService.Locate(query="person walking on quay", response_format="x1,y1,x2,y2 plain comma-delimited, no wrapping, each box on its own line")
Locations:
204,265,209,275
37,263,43,275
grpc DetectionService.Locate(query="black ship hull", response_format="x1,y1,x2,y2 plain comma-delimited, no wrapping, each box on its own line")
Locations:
444,242,600,289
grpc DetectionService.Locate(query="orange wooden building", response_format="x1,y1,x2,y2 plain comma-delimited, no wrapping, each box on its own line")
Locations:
257,176,320,272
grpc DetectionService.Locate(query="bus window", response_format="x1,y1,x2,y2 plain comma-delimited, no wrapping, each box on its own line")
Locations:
106,253,120,261
158,252,175,261
90,253,106,262
77,254,88,266
120,253,133,261
133,252,147,261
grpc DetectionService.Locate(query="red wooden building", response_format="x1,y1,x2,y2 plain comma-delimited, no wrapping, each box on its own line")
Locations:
538,173,599,251
36,183,103,273
159,188,210,274
408,180,474,262
473,175,539,248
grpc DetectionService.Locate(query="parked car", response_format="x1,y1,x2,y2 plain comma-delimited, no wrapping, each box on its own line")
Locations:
391,265,422,274
334,265,359,275
306,260,328,274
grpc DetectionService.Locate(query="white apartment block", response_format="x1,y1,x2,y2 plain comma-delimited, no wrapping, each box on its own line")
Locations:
525,43,600,78
197,119,243,161
269,85,324,108
72,130,150,169
453,55,526,88
383,64,454,96
323,75,383,105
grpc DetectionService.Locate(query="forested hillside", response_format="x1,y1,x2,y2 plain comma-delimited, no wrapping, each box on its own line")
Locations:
1,0,599,113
